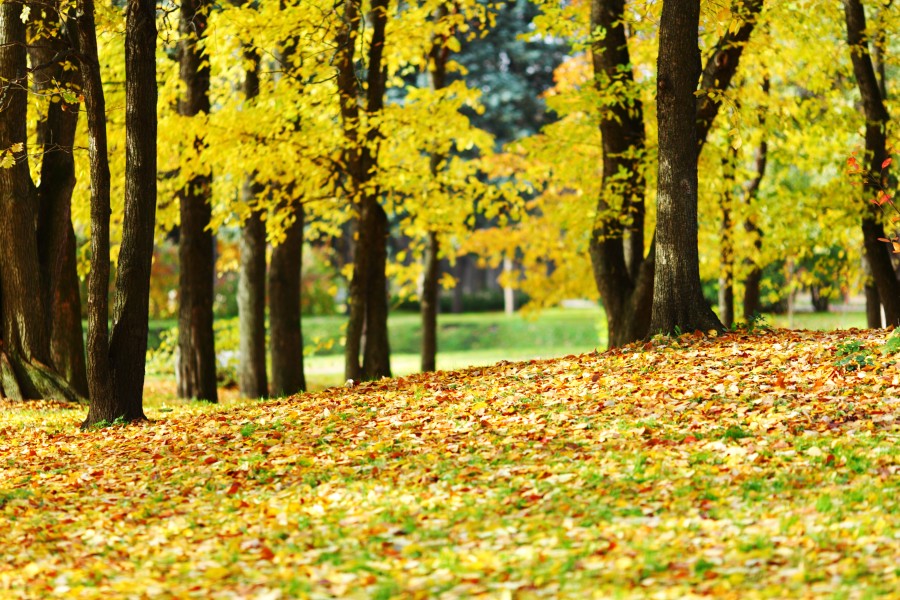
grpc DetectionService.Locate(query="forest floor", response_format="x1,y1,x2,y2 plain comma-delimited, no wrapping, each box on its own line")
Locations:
3,327,900,598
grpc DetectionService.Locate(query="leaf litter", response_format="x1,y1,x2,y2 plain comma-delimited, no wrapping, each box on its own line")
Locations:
3,328,900,598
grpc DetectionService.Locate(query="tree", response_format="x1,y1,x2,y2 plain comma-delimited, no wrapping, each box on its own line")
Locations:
269,204,306,396
176,0,218,401
649,0,723,335
81,0,158,426
0,0,81,401
587,0,654,347
843,0,900,326
237,46,268,399
339,0,392,382
31,3,90,397
421,2,452,373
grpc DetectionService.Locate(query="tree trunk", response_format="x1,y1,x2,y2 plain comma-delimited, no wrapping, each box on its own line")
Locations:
237,47,268,399
239,193,268,398
32,8,89,397
650,0,724,336
588,0,653,349
83,0,156,425
269,203,306,396
421,5,449,373
741,103,768,324
340,0,391,381
76,0,116,417
362,200,391,380
177,0,218,401
421,230,440,372
0,1,80,402
843,0,900,326
865,280,883,328
695,0,764,152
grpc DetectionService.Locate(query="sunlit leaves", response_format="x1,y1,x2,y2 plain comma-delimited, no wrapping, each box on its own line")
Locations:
4,329,900,595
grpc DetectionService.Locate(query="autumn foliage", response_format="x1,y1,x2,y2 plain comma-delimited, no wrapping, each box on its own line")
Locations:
4,328,900,596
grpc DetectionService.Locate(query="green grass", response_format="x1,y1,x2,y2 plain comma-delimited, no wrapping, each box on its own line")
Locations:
145,307,870,391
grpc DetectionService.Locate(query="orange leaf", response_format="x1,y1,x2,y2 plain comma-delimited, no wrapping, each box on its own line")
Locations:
225,481,240,495
883,157,893,169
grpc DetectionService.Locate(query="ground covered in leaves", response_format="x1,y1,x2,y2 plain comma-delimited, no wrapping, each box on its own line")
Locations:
3,328,900,598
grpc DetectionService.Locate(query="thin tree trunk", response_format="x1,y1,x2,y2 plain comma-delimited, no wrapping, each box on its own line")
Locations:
719,150,736,329
843,0,900,326
237,47,268,399
421,230,440,372
83,0,156,425
336,0,364,382
650,0,724,336
340,0,391,381
75,0,115,416
269,204,306,396
421,4,450,372
239,194,268,397
177,0,218,401
742,141,768,321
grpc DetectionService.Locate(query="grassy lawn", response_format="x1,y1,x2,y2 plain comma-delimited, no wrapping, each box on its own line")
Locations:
4,327,900,597
148,307,872,390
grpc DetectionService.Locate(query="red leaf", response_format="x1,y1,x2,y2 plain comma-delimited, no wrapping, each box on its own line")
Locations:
225,481,241,495
259,546,275,561
883,157,893,169
203,456,218,465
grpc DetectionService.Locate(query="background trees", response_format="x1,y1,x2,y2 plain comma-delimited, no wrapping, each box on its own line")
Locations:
2,0,899,408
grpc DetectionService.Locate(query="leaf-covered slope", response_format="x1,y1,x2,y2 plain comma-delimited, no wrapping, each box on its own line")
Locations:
3,329,900,598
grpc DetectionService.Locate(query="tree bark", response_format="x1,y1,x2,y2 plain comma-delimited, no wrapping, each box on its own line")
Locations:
843,0,900,326
83,0,156,425
31,7,89,397
76,0,116,417
719,155,735,329
237,47,268,399
269,203,306,396
421,4,450,372
340,0,391,381
421,230,440,372
0,1,81,402
650,0,724,336
588,0,653,348
741,79,769,323
695,0,764,152
176,0,218,401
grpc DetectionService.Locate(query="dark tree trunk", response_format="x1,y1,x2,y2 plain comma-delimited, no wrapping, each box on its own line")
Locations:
31,8,89,397
0,1,79,401
650,0,724,336
810,287,830,313
76,0,116,417
337,0,364,381
421,230,440,372
239,192,268,398
269,204,306,396
742,118,768,323
588,0,653,348
695,0,764,152
719,192,734,328
237,47,268,399
177,0,217,401
865,277,882,328
362,201,391,379
843,0,900,326
83,0,156,425
340,0,391,381
421,5,450,372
